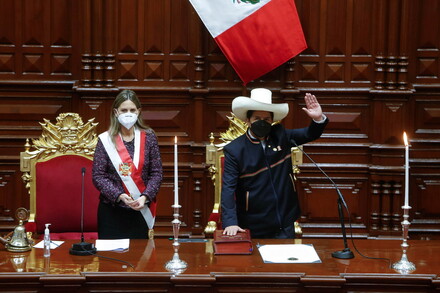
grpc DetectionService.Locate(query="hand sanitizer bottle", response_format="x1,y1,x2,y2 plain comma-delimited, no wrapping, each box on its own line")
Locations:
43,223,51,257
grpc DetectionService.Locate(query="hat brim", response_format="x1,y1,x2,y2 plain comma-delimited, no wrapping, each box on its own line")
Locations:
232,96,289,122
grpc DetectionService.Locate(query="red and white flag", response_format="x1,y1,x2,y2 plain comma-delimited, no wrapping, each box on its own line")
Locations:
189,0,307,84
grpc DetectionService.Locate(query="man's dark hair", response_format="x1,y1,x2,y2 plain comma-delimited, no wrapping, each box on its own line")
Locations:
246,110,274,120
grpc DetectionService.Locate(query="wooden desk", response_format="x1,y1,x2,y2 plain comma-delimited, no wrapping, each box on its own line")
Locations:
0,238,439,292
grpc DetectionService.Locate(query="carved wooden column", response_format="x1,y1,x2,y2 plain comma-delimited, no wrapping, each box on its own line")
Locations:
385,0,399,90
283,58,296,90
103,0,116,88
392,181,403,231
80,0,92,87
370,181,381,232
189,4,208,235
194,54,205,89
92,53,104,87
91,0,104,87
370,179,404,235
192,175,203,232
373,0,387,90
79,0,116,89
280,90,297,129
189,9,207,142
281,56,300,129
104,53,116,88
380,182,392,231
397,0,410,90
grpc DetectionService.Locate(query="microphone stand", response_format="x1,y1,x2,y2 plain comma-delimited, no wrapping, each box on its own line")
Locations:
69,167,97,256
291,139,354,259
332,190,354,259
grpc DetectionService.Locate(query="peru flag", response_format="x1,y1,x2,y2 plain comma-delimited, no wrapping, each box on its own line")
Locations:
189,0,307,84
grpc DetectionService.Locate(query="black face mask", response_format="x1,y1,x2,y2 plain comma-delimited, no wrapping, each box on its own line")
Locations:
250,120,272,138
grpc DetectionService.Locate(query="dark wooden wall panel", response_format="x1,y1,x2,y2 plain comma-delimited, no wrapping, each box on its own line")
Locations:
0,0,439,239
0,0,79,80
114,0,195,87
372,97,408,144
0,92,72,142
296,0,376,87
409,0,440,84
414,177,440,216
0,168,25,230
414,98,440,135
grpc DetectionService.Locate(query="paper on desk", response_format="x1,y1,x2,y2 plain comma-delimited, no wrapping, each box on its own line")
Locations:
34,240,64,249
257,244,321,263
95,239,130,251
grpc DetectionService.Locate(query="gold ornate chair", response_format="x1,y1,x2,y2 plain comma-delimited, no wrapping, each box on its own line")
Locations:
205,114,303,236
20,113,100,240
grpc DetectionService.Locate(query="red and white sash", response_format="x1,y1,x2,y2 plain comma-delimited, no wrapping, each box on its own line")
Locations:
99,128,156,229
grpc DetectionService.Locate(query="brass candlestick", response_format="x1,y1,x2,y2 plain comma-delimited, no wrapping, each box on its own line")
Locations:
165,204,187,274
392,205,416,273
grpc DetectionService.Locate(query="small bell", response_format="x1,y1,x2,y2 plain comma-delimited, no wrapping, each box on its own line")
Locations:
7,222,31,251
3,208,33,252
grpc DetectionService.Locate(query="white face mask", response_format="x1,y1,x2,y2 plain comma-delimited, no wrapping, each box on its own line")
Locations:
117,112,138,130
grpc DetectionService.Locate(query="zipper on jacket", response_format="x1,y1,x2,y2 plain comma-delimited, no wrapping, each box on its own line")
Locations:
246,191,249,211
264,150,282,228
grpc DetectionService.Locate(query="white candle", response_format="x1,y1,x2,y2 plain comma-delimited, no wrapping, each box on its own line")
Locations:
403,132,409,207
174,136,179,206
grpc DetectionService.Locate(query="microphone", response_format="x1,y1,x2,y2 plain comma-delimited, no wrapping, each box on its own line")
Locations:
291,139,354,259
69,167,97,256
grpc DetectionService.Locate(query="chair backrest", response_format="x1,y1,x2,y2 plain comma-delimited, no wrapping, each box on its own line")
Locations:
20,113,100,239
204,114,303,236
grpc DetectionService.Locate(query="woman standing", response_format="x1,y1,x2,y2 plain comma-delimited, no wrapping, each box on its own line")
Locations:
92,89,162,239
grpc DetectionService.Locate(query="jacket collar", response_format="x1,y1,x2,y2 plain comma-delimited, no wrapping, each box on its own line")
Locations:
246,129,263,144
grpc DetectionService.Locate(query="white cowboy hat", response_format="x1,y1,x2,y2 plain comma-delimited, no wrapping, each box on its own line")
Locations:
232,88,289,122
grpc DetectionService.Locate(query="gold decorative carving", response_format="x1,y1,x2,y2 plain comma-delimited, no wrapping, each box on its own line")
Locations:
204,221,217,235
205,133,216,166
30,113,98,159
219,113,247,144
294,221,303,236
20,113,98,196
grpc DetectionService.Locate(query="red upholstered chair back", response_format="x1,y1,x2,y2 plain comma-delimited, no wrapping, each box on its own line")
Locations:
20,113,99,240
35,155,100,236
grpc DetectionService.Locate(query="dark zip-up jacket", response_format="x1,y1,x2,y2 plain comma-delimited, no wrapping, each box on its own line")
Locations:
221,119,328,238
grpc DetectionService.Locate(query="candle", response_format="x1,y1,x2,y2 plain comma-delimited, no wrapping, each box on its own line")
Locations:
174,136,179,206
403,132,409,207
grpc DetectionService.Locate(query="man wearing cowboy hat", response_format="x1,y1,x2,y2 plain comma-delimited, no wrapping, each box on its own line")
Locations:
221,88,328,238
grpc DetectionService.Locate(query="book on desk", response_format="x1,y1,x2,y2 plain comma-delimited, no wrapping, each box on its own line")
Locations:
213,229,253,255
